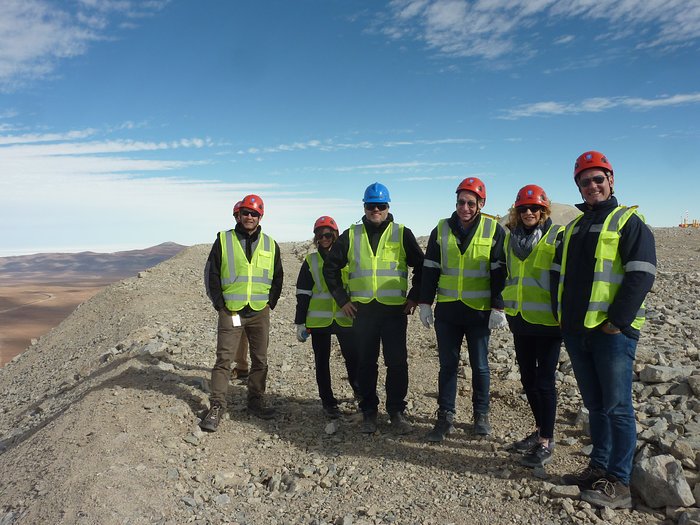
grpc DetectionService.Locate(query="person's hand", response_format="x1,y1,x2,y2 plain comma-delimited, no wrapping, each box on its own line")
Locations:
295,324,309,342
341,301,357,319
600,321,621,334
418,303,434,329
404,299,418,315
488,309,508,330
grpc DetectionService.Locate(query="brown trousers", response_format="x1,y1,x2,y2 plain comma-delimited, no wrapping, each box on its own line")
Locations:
233,334,249,371
210,306,270,407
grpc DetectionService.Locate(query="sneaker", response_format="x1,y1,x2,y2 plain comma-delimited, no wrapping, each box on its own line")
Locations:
247,399,276,420
426,411,455,443
389,411,413,435
513,431,540,453
520,443,553,468
473,412,492,436
561,465,607,490
231,368,249,380
323,404,342,419
199,403,223,432
581,476,632,509
360,411,378,434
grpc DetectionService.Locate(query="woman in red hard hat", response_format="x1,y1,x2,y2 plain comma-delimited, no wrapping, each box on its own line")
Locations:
503,184,563,468
295,216,359,417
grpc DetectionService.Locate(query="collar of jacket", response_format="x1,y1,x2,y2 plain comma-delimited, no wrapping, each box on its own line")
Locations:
448,211,480,240
234,222,262,242
576,196,619,213
361,213,394,235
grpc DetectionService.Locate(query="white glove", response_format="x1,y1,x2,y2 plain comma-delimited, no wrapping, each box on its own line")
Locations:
418,303,434,329
488,309,508,330
295,324,309,342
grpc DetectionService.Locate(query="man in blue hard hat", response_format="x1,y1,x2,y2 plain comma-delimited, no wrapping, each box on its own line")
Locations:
323,182,424,434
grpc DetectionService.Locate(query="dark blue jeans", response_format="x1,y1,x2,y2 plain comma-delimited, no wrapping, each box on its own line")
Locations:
435,320,490,415
564,330,637,485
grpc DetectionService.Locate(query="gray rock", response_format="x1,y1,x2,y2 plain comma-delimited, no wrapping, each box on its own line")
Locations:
640,365,694,384
549,484,580,498
631,454,696,508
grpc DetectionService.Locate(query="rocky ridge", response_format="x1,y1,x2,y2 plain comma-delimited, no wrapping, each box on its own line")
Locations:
0,228,699,524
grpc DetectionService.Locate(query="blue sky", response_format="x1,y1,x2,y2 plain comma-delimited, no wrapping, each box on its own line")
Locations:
1,0,699,255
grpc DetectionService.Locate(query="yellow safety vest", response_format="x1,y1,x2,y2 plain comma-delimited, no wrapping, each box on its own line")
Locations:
503,223,563,326
302,252,352,328
557,206,646,330
435,215,496,310
346,222,408,305
220,229,276,312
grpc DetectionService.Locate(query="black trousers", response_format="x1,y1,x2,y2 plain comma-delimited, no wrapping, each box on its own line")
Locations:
310,324,359,407
513,333,562,439
354,306,408,414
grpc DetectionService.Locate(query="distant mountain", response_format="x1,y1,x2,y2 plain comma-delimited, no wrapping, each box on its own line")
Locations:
0,242,188,283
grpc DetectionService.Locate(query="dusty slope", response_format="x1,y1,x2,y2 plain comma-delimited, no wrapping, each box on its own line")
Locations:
0,229,698,524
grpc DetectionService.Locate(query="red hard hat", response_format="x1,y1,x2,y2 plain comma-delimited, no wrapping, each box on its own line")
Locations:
574,151,613,179
514,184,550,210
239,194,264,216
456,177,486,200
233,200,243,216
313,215,338,233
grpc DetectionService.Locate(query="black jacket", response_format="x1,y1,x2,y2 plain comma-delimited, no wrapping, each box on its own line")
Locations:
204,223,283,317
322,214,424,313
419,212,506,327
551,197,656,340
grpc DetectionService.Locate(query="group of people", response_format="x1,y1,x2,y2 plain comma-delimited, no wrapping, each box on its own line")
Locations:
199,150,656,510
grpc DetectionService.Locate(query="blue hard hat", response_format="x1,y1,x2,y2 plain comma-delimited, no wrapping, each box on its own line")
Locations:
362,182,391,203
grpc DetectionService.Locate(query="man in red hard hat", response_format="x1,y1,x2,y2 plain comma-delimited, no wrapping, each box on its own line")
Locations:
201,194,283,430
555,151,656,509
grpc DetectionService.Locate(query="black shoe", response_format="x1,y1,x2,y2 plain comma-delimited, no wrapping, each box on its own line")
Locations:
426,411,455,443
473,412,491,436
323,404,342,419
561,465,607,490
247,399,276,420
581,476,632,509
389,411,413,435
513,431,539,453
360,411,378,434
199,403,223,432
520,443,553,468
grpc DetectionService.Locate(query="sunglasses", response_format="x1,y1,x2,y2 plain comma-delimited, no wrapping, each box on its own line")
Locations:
516,205,544,214
457,199,478,209
315,232,335,240
578,175,607,188
240,209,260,218
364,203,388,211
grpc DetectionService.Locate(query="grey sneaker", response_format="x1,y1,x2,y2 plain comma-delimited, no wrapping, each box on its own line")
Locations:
199,403,223,432
426,411,455,443
247,399,276,420
389,411,413,435
581,476,632,509
323,404,342,419
474,412,491,436
561,465,607,490
513,431,539,453
360,411,378,434
520,443,553,468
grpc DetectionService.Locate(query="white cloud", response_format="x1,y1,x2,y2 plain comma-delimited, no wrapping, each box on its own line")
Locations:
0,0,168,89
381,0,700,61
499,92,700,119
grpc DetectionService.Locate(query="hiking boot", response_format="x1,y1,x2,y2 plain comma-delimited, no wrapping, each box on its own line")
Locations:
323,404,342,419
231,368,249,380
360,411,378,434
513,431,540,453
520,443,553,468
247,399,276,420
199,403,223,432
426,411,455,443
473,412,491,436
389,411,413,435
581,476,632,509
561,465,607,490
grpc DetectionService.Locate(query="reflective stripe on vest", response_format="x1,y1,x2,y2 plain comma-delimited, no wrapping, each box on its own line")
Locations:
436,215,495,310
305,252,352,328
558,206,646,330
220,230,275,312
503,223,562,326
347,222,408,305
